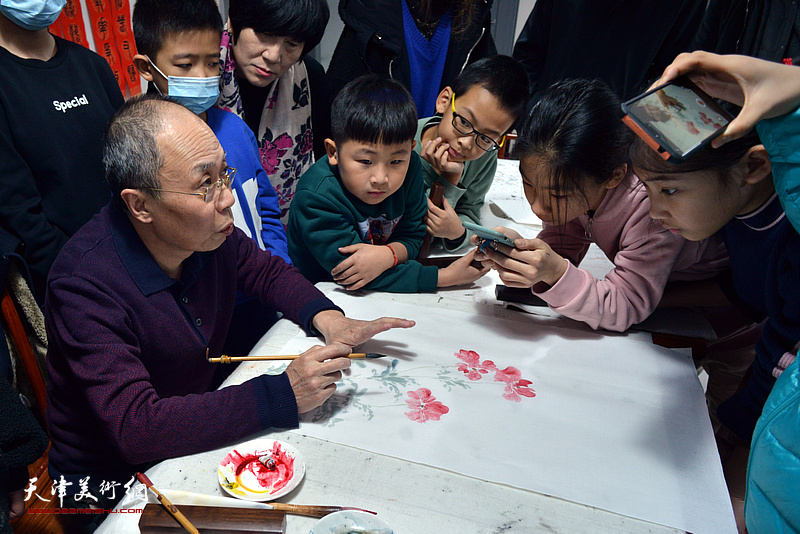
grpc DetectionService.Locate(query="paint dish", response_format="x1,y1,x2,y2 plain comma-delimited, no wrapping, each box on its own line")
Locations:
310,510,395,534
218,439,305,501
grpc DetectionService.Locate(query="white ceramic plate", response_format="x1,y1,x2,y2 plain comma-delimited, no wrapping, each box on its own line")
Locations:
218,438,305,501
310,510,395,534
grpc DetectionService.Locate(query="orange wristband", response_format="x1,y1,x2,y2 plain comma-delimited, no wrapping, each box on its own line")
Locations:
385,244,398,268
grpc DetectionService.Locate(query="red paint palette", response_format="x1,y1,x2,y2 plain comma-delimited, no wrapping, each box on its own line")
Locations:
218,439,306,501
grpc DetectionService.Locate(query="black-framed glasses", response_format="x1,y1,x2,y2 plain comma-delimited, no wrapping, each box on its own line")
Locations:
451,95,506,152
144,166,236,203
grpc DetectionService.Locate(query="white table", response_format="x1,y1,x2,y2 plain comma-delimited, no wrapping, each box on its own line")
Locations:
99,281,696,534
97,161,728,533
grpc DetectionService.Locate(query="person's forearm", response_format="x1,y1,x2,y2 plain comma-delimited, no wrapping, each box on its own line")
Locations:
388,242,408,264
312,309,346,341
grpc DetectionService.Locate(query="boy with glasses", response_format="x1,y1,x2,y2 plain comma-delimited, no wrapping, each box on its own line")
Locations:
416,55,529,252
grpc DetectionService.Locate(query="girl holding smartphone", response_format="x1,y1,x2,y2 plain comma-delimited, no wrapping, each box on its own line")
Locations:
475,78,729,333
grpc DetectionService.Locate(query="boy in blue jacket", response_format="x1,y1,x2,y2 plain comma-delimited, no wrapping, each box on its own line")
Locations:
132,0,288,262
288,75,486,292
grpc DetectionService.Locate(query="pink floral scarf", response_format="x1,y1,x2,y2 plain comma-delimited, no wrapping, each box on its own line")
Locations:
217,30,314,224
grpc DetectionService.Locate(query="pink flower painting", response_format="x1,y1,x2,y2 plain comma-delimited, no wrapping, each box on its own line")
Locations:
494,366,536,402
456,349,497,381
404,388,449,422
502,379,537,402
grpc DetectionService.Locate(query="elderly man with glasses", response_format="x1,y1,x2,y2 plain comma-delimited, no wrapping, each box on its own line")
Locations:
43,94,413,521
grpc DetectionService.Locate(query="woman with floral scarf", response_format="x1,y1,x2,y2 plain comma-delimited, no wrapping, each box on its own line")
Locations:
217,0,331,224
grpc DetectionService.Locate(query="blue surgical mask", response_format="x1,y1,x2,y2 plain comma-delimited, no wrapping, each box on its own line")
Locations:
147,57,221,115
0,0,66,31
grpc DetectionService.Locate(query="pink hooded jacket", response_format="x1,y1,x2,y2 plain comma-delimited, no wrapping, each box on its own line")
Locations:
533,174,729,331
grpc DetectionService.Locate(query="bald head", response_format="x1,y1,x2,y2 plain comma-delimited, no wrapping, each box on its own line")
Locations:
103,94,208,202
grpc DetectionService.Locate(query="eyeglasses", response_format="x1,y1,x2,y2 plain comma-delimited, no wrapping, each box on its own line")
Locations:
144,166,236,203
451,95,506,152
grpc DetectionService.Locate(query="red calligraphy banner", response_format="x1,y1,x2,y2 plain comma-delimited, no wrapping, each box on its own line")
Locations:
49,17,64,38
109,0,140,95
55,1,140,97
86,0,127,95
59,0,89,47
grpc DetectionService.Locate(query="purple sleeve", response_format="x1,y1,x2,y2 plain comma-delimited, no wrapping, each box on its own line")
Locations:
46,274,299,466
232,228,342,333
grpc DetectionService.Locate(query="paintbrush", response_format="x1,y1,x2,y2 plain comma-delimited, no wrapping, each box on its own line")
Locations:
207,352,387,364
136,473,200,534
265,502,377,518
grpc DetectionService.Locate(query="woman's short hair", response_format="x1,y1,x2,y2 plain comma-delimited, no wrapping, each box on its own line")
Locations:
228,0,329,56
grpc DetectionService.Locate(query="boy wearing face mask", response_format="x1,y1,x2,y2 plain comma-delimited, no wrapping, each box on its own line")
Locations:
133,0,289,356
132,0,288,264
0,0,124,304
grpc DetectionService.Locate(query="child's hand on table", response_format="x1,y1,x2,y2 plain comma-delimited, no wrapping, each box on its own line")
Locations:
333,243,396,290
473,227,568,288
425,197,465,240
437,249,490,287
421,137,464,183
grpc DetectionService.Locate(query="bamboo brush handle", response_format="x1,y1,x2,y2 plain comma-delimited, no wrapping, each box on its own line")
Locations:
268,502,342,518
210,353,370,363
157,494,200,534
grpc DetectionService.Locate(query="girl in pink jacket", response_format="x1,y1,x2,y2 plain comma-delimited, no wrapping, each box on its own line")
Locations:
476,79,728,332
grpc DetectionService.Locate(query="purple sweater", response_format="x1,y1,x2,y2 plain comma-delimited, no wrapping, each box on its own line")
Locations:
45,202,338,480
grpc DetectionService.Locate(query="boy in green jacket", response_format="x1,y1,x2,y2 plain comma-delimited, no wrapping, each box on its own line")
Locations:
417,55,529,251
288,75,487,293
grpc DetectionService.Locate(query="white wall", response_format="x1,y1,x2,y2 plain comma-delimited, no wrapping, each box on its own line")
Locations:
317,0,343,69
516,0,536,41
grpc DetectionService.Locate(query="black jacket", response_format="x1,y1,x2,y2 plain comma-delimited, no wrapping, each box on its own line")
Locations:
512,0,705,102
692,0,800,65
326,0,496,99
